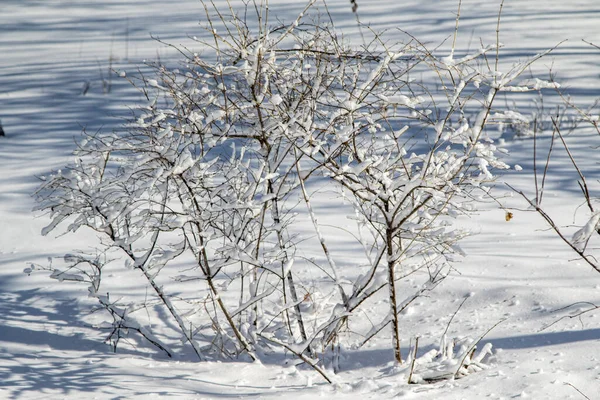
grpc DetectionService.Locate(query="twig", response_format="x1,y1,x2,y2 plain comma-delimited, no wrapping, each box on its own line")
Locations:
552,117,594,212
508,183,600,274
541,301,600,331
539,128,556,205
450,0,462,60
495,0,505,82
582,38,600,52
407,337,419,384
443,296,469,337
564,382,592,400
257,332,333,384
454,319,505,379
295,150,347,304
533,122,539,205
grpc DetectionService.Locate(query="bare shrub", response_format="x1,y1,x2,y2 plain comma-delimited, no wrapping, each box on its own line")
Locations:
32,0,551,382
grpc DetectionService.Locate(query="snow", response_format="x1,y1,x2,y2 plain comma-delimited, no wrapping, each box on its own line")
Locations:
1,1,600,399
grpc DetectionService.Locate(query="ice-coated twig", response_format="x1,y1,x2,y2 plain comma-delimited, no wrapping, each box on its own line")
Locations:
454,319,504,379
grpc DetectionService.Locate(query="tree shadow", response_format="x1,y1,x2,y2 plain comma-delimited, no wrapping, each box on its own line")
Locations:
0,282,176,399
485,328,600,350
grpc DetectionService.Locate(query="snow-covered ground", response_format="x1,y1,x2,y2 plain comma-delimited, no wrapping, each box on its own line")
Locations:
1,1,599,399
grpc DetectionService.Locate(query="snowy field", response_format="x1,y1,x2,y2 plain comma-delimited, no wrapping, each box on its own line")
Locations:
1,1,600,399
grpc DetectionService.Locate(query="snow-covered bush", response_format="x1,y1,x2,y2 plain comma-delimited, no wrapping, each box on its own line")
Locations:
33,0,551,382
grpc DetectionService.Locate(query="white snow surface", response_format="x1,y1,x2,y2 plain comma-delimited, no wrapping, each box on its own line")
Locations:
1,1,600,399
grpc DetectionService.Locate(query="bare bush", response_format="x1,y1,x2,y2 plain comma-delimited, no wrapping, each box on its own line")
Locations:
32,0,551,382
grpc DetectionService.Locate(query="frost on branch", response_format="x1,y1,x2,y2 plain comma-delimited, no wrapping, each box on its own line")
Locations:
32,0,549,382
572,212,600,251
407,337,494,383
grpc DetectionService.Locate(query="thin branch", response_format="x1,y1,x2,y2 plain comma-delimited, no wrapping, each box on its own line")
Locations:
552,117,594,212
508,183,600,274
443,296,469,337
564,382,592,400
454,319,505,379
